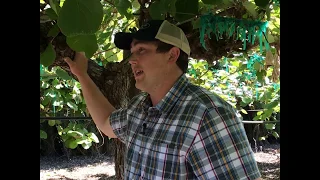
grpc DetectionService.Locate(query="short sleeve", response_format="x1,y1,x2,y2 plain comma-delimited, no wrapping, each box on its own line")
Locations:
186,107,261,180
109,108,128,143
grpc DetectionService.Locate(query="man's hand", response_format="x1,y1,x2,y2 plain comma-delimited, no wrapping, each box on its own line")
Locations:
64,52,88,78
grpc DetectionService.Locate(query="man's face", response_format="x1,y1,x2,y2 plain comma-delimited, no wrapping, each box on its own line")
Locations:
129,39,170,92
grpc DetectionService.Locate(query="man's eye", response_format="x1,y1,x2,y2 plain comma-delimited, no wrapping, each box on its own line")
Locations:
138,48,145,53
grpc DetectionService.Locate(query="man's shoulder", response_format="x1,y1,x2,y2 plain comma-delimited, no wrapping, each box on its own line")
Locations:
183,83,233,110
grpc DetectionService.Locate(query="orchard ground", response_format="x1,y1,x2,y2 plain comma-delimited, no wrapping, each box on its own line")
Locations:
40,143,280,180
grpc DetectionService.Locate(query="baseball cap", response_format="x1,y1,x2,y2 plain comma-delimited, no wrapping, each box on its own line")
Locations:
114,20,191,56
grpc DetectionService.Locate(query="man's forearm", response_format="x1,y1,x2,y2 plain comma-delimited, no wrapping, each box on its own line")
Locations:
77,73,116,136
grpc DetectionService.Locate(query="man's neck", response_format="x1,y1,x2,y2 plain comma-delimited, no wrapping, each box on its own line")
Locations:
149,72,183,106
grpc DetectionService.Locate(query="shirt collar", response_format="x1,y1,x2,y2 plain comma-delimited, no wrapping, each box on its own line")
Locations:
137,74,190,114
155,74,189,114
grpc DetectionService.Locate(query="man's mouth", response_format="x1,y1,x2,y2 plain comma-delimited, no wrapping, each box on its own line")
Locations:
134,70,144,77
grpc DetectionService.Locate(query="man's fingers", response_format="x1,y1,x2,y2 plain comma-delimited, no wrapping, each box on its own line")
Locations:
64,57,74,66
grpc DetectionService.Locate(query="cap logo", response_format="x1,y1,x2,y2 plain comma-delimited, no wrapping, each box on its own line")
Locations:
140,23,150,29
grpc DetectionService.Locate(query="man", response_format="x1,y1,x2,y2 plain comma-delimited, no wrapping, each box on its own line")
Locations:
64,20,261,180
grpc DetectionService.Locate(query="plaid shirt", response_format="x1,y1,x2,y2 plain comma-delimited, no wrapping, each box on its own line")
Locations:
110,74,261,180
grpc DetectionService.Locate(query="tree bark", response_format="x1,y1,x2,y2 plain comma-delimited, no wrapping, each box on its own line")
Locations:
41,20,140,179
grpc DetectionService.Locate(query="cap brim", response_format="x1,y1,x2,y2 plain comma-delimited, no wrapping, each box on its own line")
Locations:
114,32,133,51
114,30,158,51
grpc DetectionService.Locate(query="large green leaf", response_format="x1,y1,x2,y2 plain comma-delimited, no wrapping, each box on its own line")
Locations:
265,100,279,109
175,0,198,22
243,1,257,18
47,24,60,37
66,34,98,58
254,0,270,8
40,44,56,67
46,8,58,20
202,0,223,5
49,0,61,15
165,0,177,15
56,69,72,80
149,1,166,20
115,0,132,19
57,0,103,36
97,32,111,44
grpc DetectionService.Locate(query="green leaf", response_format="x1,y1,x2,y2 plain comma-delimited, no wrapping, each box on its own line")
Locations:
242,97,252,104
259,136,265,141
192,18,200,29
67,130,84,138
66,34,98,58
253,61,262,71
243,1,258,18
77,128,88,135
97,32,111,44
66,139,78,149
265,123,275,130
265,100,279,109
48,120,56,126
47,24,60,37
40,130,47,139
175,0,198,22
49,0,61,15
256,70,266,83
240,109,248,114
253,115,261,120
267,33,275,43
272,131,279,139
46,8,58,20
41,81,50,88
42,96,50,105
254,0,270,8
57,125,63,135
165,0,177,15
202,0,223,5
67,101,78,111
115,0,132,19
56,69,72,80
81,142,92,149
87,132,99,143
149,1,166,20
263,108,273,118
40,44,56,67
132,0,140,11
75,138,88,144
57,0,103,36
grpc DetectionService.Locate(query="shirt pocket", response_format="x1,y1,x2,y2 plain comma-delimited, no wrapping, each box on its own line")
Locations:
143,142,169,179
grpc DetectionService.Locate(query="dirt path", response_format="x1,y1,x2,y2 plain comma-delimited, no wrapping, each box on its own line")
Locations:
40,144,279,180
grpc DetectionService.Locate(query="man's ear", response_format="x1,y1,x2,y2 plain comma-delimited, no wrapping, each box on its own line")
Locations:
168,47,180,62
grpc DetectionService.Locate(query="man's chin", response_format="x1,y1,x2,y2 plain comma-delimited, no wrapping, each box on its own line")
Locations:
135,81,150,93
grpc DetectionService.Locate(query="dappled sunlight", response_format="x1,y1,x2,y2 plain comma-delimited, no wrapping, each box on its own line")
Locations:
40,155,115,180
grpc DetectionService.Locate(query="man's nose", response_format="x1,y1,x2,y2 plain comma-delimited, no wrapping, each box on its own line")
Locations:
128,55,137,65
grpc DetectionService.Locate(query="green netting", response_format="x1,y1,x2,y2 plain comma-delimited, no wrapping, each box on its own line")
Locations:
200,13,270,53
